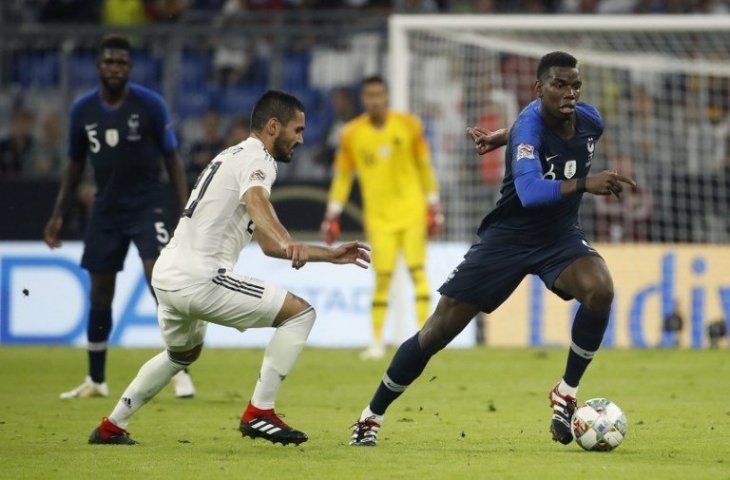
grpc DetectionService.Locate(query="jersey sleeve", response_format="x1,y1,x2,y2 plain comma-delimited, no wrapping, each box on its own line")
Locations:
579,103,605,136
328,124,356,206
510,111,543,180
237,155,277,201
510,111,562,207
66,98,88,161
145,90,179,153
333,124,355,174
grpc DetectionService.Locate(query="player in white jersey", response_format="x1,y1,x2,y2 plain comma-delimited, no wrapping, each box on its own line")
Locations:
87,90,371,446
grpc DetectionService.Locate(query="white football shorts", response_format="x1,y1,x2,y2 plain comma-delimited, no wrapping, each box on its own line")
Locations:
153,269,288,351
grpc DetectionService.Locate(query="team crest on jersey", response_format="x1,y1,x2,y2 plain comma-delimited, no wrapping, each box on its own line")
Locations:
564,160,577,179
105,129,119,147
127,114,141,141
516,144,534,160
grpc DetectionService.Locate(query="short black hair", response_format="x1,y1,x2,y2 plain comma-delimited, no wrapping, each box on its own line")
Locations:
99,34,131,54
536,51,578,80
250,90,305,131
362,75,388,89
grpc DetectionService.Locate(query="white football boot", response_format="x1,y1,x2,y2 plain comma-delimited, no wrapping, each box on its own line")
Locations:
60,376,109,399
172,369,196,399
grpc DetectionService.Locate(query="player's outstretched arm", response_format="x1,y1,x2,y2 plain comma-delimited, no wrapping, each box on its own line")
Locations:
246,187,370,270
44,158,86,249
467,126,509,155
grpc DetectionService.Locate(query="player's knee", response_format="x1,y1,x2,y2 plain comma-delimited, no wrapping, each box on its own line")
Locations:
419,317,455,354
168,344,203,365
90,291,114,309
374,271,393,291
90,283,115,309
584,281,614,313
418,322,454,355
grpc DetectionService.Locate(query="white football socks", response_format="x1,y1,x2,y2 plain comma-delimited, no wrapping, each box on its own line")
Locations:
360,405,384,424
250,307,316,410
558,379,578,399
109,350,185,429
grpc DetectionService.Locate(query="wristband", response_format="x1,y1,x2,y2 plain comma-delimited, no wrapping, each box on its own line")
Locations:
577,177,587,194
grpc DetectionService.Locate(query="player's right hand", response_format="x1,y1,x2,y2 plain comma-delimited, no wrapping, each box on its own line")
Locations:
320,214,341,245
586,170,637,199
467,126,509,155
43,215,63,249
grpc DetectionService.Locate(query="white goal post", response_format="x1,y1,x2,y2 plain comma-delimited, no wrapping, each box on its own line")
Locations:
389,15,730,243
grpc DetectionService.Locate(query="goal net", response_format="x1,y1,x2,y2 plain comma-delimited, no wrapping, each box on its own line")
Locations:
389,15,730,244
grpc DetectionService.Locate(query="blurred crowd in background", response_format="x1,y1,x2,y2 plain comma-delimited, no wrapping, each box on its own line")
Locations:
1,1,729,243
1,0,728,22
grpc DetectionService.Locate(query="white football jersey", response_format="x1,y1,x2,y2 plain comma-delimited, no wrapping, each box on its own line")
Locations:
152,137,277,290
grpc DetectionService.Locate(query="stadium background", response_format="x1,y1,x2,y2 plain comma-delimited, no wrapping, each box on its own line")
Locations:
1,1,729,349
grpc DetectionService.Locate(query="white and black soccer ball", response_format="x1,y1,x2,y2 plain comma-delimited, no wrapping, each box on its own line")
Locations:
571,398,627,451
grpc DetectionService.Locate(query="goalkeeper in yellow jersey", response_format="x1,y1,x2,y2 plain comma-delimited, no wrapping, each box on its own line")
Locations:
321,75,444,360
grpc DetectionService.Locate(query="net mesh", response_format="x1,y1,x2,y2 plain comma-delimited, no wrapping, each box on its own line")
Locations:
399,19,730,243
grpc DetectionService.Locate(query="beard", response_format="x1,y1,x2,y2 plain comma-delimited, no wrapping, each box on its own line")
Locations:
272,136,293,163
101,76,128,96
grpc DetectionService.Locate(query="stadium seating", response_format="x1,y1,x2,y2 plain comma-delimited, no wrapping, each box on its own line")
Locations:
14,51,59,87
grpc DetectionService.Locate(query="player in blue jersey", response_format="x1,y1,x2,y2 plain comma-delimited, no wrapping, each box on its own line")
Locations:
43,34,195,399
349,51,636,447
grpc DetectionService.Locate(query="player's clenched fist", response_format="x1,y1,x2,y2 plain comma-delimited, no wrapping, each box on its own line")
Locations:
321,213,341,245
43,215,63,249
427,202,445,239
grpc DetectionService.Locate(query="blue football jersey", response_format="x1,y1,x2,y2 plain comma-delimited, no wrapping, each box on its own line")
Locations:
67,83,178,226
478,99,604,239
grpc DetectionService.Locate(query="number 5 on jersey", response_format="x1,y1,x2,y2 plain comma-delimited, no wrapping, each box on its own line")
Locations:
182,161,222,218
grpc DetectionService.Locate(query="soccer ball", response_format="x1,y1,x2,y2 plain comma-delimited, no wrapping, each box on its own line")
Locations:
571,398,627,451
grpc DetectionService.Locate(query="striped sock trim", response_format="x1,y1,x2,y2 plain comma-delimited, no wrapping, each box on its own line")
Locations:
382,372,408,393
88,341,107,352
166,351,193,366
570,342,596,360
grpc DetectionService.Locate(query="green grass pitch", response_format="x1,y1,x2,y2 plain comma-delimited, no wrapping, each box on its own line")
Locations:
1,347,728,479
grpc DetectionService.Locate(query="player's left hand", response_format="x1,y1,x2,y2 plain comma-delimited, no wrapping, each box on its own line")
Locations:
428,202,445,238
467,127,509,155
330,241,371,269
